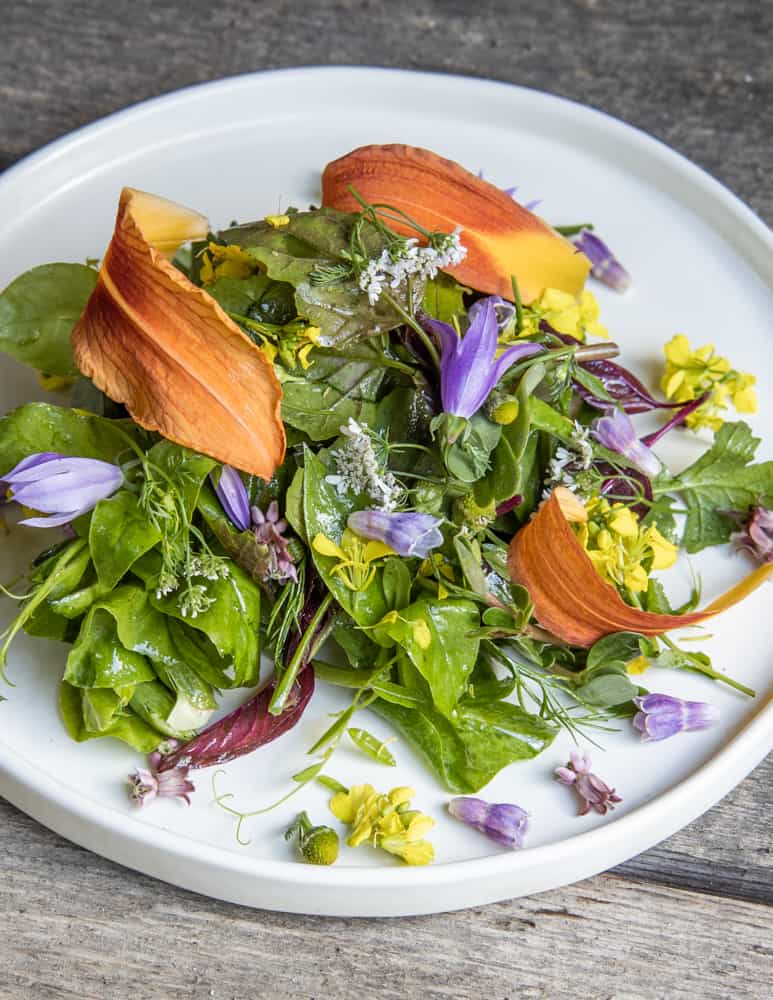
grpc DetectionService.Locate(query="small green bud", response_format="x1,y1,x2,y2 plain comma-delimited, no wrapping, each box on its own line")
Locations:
285,811,339,866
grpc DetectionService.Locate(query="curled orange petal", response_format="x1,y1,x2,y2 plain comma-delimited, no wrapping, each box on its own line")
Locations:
321,144,589,303
508,492,773,647
72,188,285,479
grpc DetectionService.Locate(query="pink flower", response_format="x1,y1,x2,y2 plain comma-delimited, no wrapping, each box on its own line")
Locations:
555,751,622,816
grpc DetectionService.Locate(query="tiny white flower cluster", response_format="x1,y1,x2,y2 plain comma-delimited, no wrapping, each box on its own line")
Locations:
326,418,401,510
358,230,467,305
542,421,595,499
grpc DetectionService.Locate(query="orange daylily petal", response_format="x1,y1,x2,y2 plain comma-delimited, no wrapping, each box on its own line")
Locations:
508,492,771,647
72,188,285,479
321,144,589,303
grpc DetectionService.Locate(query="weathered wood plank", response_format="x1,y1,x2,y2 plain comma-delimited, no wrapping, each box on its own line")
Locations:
0,796,770,1000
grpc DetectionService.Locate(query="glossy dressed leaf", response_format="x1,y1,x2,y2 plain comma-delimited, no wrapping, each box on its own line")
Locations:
92,586,218,708
89,490,162,589
0,402,142,473
64,608,156,689
371,698,554,794
0,263,98,376
128,679,211,738
151,564,261,688
379,598,480,716
60,680,164,752
422,273,468,324
586,631,644,671
281,345,386,440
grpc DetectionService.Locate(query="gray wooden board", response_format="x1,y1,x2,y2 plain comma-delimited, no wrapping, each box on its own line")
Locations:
1,1,771,996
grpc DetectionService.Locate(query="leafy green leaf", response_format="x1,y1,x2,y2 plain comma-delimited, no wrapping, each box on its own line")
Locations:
281,345,386,440
0,263,97,375
422,273,468,324
64,608,156,689
378,598,480,716
151,565,261,688
303,447,389,627
59,680,171,752
0,403,143,472
371,697,555,794
661,422,773,552
224,209,409,346
586,632,643,671
89,490,162,589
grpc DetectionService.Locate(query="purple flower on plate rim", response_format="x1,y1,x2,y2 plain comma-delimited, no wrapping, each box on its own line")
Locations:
633,693,719,742
1,452,124,528
128,744,195,807
347,509,443,559
448,796,529,849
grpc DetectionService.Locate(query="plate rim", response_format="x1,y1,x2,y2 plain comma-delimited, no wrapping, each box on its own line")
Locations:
1,65,771,915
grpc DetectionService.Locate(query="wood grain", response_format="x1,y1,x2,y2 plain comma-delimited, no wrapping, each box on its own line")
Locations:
1,1,772,995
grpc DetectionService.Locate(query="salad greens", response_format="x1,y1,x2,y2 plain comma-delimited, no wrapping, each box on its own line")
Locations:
0,150,769,847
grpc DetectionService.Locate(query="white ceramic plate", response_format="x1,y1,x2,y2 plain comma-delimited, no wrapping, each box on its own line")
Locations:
0,68,771,917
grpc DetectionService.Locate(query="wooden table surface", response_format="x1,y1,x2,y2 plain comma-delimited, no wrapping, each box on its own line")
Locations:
1,2,771,997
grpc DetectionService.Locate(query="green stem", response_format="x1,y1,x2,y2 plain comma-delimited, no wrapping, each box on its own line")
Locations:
660,636,755,697
381,290,441,371
510,275,524,336
269,592,334,714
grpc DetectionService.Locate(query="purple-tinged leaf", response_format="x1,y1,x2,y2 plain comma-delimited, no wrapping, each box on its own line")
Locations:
576,359,685,414
157,668,315,772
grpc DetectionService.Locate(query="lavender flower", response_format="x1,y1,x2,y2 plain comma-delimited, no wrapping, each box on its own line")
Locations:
347,510,443,559
555,751,622,816
592,407,661,479
448,796,528,849
253,501,297,583
633,694,719,742
425,298,543,419
1,452,123,527
571,229,631,292
128,747,194,807
212,465,251,531
732,505,773,563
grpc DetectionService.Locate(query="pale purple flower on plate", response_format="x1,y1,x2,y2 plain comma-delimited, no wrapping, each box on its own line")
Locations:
1,452,123,527
128,747,195,807
424,298,543,419
571,229,631,292
212,465,251,532
347,509,443,559
633,694,719,742
592,407,661,479
731,505,773,564
555,750,622,816
253,501,297,583
448,796,529,849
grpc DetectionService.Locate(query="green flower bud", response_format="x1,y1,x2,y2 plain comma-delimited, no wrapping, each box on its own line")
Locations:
285,811,339,866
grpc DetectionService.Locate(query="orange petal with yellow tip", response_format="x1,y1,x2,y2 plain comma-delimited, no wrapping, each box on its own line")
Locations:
71,188,285,480
321,144,590,303
508,491,770,647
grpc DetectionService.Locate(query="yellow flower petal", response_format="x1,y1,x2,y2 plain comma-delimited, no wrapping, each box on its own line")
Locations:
627,655,650,675
329,784,376,825
312,532,347,561
265,214,290,228
647,526,678,570
363,539,395,562
608,507,639,538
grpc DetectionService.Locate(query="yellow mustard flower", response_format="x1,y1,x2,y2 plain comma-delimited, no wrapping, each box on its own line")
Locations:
265,214,290,228
199,242,258,285
374,610,432,649
575,497,678,594
329,784,435,866
660,334,757,432
513,288,608,342
627,655,651,675
312,529,393,591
